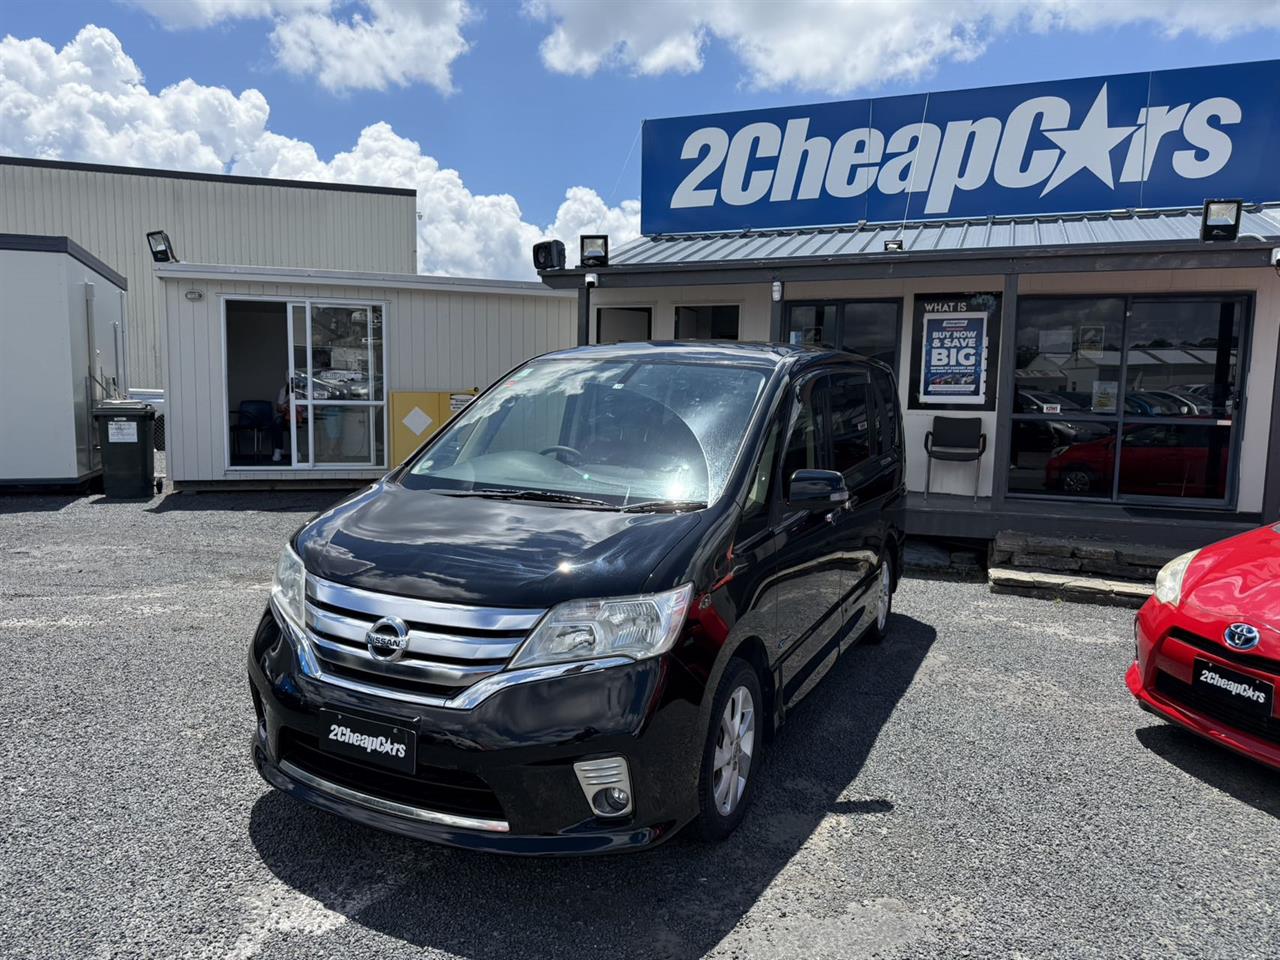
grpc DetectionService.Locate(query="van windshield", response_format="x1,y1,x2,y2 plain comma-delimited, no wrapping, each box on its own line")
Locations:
403,357,768,508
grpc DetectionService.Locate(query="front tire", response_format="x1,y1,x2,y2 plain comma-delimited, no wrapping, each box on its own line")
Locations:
865,554,894,644
692,660,762,842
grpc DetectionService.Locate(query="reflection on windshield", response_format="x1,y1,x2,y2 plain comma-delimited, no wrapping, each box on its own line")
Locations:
403,358,767,507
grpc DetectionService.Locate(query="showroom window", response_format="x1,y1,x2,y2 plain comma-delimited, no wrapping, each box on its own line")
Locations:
785,300,901,367
675,304,740,340
1008,295,1247,504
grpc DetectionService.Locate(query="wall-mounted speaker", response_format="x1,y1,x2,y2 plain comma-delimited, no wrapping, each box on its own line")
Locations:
532,240,566,272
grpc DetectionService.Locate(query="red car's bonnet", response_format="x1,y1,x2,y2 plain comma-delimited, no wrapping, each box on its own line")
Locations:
1181,523,1280,646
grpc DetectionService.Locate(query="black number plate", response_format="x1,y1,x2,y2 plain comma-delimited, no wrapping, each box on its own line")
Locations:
319,710,417,774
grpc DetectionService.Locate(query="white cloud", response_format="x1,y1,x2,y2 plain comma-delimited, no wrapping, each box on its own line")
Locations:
131,0,472,94
128,1,330,30
0,25,639,279
527,0,1280,94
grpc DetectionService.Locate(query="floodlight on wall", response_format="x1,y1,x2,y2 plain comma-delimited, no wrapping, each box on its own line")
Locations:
1200,199,1242,242
146,230,177,263
771,280,783,302
580,234,609,267
883,238,904,252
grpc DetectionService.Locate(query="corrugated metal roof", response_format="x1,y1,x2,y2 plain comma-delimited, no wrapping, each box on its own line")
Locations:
611,205,1280,267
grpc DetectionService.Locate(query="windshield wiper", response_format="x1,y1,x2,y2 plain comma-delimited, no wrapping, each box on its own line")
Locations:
439,488,609,507
618,499,708,513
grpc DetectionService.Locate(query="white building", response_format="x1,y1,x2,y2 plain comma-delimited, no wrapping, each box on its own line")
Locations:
0,156,417,390
153,262,576,488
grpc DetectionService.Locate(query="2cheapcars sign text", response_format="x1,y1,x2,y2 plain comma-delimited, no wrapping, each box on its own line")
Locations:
640,60,1280,235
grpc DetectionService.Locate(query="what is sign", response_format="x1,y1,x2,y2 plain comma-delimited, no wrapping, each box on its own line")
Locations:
919,301,989,405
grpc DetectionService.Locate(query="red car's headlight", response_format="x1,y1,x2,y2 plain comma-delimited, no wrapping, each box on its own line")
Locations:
1153,549,1200,606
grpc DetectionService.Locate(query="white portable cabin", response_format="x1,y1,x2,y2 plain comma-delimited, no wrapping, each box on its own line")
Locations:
0,235,128,485
153,262,578,488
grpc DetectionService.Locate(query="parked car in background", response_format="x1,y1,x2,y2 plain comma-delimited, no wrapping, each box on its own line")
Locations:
125,387,166,451
1127,523,1280,770
249,342,907,854
1144,389,1212,417
1044,424,1228,498
1124,391,1185,417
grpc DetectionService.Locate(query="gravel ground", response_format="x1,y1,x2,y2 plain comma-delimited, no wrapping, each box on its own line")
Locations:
2,490,1278,960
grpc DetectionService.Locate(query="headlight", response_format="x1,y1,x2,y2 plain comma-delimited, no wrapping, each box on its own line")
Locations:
1153,549,1199,606
271,543,307,630
509,584,693,670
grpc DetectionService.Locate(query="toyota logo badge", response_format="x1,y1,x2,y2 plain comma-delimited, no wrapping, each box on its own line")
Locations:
1223,622,1261,651
365,616,410,662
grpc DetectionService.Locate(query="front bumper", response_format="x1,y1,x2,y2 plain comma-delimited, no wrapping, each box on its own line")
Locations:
249,609,705,855
1127,600,1280,771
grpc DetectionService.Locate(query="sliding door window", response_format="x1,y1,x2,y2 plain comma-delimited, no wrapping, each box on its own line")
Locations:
1008,295,1245,504
289,301,386,468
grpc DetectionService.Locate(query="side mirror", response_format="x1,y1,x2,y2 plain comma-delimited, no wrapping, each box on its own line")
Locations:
787,469,849,510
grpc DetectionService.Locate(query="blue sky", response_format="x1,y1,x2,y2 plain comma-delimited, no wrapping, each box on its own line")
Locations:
3,1,1279,276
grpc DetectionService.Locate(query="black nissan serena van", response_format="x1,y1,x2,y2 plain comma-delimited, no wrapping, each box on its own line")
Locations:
250,341,905,854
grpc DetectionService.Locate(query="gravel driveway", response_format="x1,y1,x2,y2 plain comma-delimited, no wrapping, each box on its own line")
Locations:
2,491,1278,959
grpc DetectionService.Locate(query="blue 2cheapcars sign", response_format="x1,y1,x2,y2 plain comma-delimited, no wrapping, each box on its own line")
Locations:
640,60,1280,235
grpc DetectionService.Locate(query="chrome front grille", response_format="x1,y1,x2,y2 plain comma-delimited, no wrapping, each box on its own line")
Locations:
303,574,544,704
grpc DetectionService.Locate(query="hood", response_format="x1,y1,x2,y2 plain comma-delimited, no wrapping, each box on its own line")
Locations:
295,481,707,609
1181,523,1280,654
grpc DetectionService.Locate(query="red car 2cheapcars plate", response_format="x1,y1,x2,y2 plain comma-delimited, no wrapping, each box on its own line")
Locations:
1127,523,1280,768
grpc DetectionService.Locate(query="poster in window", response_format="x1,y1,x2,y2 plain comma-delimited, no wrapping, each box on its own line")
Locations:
918,307,989,405
1079,323,1106,360
1091,380,1119,413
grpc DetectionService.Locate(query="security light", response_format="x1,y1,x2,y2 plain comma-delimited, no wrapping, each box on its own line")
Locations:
883,238,904,252
580,234,609,267
771,280,783,302
146,230,177,263
1200,199,1242,242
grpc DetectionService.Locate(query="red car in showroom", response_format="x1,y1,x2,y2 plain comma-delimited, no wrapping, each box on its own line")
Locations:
1127,522,1280,767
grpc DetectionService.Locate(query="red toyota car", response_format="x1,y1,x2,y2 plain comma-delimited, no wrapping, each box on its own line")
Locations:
1127,523,1280,767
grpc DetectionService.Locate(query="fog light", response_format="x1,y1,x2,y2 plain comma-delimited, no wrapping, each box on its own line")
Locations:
573,756,633,818
594,787,630,815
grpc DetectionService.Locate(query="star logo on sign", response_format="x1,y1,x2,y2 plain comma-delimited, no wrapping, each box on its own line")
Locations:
1040,84,1138,196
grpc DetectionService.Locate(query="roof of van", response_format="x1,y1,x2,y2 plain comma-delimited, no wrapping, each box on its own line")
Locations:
538,340,886,371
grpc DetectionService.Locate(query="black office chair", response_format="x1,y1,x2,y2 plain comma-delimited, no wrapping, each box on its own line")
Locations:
923,416,987,502
230,400,275,462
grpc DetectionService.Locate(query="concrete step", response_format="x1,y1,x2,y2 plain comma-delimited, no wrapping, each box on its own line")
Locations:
990,530,1183,581
989,566,1151,608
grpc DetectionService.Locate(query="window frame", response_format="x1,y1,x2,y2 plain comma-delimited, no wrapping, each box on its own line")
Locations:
673,302,743,341
783,298,903,370
1005,292,1253,509
595,306,653,343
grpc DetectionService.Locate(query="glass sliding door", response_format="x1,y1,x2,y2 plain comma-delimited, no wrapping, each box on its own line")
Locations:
1009,295,1247,505
286,301,386,469
1117,299,1241,503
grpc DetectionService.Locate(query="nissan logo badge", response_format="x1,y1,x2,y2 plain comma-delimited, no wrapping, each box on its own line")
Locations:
365,616,410,662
